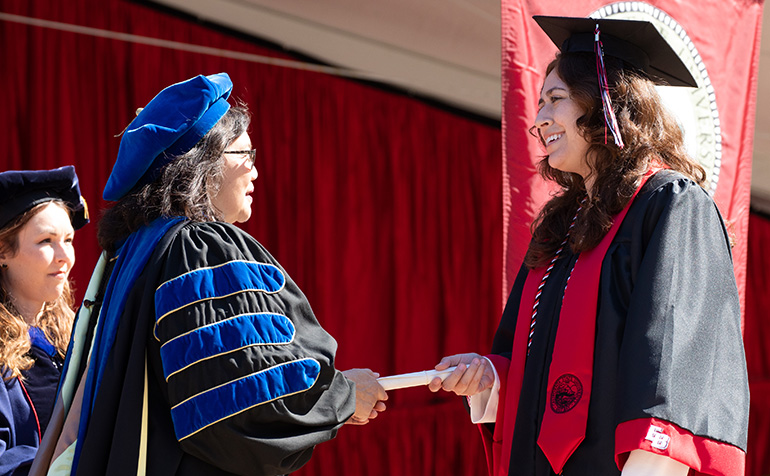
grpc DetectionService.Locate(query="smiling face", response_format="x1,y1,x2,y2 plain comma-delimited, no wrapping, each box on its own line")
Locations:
535,70,593,182
0,202,75,323
211,132,259,224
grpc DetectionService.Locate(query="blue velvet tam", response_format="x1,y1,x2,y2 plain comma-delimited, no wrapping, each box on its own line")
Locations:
0,166,89,230
103,73,233,201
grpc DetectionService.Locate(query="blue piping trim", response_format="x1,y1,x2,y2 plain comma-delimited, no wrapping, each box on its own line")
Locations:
154,260,285,339
160,312,295,380
171,358,320,441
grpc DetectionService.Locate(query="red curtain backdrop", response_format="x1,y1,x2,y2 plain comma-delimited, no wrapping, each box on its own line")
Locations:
0,0,502,474
3,0,768,474
745,211,770,476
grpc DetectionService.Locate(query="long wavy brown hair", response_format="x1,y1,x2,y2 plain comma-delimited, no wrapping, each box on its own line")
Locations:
0,201,75,380
524,52,707,269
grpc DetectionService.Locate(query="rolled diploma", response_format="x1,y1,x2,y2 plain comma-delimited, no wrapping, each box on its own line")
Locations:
377,366,458,391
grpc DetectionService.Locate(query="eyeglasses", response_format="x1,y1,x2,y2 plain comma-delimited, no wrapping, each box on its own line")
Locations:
224,149,257,169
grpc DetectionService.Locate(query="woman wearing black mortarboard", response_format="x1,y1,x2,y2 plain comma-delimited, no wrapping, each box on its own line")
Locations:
428,16,749,476
0,166,89,475
29,74,387,476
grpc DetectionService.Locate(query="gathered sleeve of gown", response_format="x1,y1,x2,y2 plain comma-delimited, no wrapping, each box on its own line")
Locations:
151,221,356,476
610,174,748,475
0,378,38,476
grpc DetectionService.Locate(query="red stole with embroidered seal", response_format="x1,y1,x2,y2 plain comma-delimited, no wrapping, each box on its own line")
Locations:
492,168,659,476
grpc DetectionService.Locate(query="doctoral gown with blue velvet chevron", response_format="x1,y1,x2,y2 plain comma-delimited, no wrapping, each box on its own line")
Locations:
69,220,356,476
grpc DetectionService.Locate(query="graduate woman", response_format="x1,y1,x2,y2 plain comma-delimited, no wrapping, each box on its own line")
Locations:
0,166,89,475
30,74,386,476
429,16,749,476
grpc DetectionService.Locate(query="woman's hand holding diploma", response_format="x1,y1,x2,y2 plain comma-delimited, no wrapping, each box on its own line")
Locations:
427,353,495,396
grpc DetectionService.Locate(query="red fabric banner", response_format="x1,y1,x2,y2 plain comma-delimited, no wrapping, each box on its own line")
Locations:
501,2,765,474
501,0,763,313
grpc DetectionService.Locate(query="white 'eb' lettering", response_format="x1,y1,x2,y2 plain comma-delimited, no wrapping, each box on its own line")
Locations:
644,425,671,450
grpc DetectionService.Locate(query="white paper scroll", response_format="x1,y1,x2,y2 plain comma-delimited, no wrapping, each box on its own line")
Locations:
377,366,458,391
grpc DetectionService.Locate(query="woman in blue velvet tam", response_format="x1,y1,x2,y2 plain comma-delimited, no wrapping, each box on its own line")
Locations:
30,73,386,476
0,166,88,475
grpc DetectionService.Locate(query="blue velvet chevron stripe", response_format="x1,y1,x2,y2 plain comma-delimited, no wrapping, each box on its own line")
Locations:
160,313,295,380
154,260,286,337
171,358,321,441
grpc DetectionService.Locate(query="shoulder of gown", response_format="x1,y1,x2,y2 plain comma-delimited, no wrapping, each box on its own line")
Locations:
151,221,357,475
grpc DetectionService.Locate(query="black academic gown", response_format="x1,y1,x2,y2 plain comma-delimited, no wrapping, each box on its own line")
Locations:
73,221,356,476
487,170,749,475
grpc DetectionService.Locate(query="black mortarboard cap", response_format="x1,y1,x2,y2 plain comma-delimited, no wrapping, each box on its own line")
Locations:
533,15,697,87
0,166,89,230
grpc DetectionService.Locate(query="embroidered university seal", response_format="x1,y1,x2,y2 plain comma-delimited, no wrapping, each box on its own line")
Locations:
551,374,583,413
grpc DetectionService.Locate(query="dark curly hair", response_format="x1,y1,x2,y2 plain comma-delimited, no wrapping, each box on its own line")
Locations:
524,52,706,268
98,106,251,254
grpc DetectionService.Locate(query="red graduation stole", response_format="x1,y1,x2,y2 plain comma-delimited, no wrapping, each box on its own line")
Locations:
496,169,659,476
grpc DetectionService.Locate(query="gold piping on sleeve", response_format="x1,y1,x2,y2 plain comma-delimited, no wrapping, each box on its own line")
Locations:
172,358,321,441
153,287,286,341
160,312,296,381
